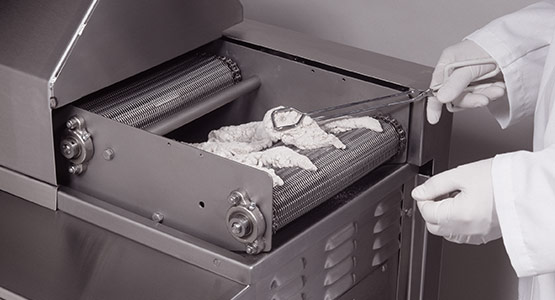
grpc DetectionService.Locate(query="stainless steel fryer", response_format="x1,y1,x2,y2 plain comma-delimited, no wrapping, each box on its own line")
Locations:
0,1,453,299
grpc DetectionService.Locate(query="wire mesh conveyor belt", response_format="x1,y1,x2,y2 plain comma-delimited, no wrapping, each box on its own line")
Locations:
271,116,405,232
77,54,241,129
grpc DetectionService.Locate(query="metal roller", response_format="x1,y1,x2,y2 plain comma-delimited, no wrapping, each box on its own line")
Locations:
78,54,242,129
272,116,405,232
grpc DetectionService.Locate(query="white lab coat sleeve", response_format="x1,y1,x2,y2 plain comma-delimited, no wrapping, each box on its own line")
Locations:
465,1,555,129
492,145,555,277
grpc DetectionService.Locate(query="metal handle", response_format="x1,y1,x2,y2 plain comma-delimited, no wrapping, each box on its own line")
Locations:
310,88,433,122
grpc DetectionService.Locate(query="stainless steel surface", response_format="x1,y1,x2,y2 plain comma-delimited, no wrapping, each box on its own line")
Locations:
1,8,450,298
0,166,57,210
407,90,453,169
0,190,246,300
247,164,416,299
414,176,443,300
0,287,26,300
146,76,262,135
0,1,94,80
225,20,432,91
53,0,243,107
57,187,255,284
0,65,57,185
207,39,410,164
57,164,417,298
0,0,243,188
59,106,274,252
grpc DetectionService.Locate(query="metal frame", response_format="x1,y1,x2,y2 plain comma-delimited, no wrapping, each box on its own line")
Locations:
56,106,274,252
0,9,453,299
56,164,418,299
0,166,57,210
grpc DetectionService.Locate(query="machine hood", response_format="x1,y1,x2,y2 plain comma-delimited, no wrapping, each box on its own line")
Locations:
0,0,243,108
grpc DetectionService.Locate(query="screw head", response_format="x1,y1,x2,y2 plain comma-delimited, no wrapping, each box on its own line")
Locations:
228,193,241,205
68,166,77,174
247,203,256,211
66,118,79,130
246,245,256,255
152,212,164,223
81,132,91,141
103,148,115,161
68,164,83,175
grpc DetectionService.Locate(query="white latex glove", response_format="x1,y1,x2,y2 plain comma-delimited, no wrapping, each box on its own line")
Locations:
428,40,506,124
411,159,502,245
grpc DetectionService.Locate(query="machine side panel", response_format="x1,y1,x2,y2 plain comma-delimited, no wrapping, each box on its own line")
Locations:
57,187,254,284
225,20,432,91
407,98,453,169
56,107,273,252
53,0,243,107
249,165,418,299
0,190,246,300
0,65,57,185
0,166,57,210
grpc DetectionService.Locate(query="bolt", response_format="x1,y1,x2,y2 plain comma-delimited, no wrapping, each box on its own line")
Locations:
60,139,80,159
381,264,388,272
68,164,83,175
103,148,115,161
81,132,91,141
231,222,242,235
228,193,241,205
246,245,256,255
66,117,79,130
152,212,164,223
228,215,251,238
248,203,256,211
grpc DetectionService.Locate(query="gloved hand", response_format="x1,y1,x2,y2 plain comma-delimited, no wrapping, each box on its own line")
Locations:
427,40,506,124
411,158,502,245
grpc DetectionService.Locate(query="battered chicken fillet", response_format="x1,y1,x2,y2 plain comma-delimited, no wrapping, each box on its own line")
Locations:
187,106,383,186
322,116,383,134
237,146,317,171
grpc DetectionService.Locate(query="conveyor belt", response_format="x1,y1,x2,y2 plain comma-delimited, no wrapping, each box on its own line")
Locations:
74,52,405,234
272,116,404,232
78,54,241,129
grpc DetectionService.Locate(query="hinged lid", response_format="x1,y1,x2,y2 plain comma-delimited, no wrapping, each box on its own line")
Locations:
0,0,243,108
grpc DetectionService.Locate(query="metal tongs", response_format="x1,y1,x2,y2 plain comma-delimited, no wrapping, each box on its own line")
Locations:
431,57,502,112
271,88,434,131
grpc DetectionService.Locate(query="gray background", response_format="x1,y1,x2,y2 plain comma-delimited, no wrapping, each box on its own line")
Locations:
239,0,538,299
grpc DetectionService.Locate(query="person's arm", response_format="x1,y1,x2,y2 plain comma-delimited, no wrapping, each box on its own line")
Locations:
492,145,555,277
466,1,555,128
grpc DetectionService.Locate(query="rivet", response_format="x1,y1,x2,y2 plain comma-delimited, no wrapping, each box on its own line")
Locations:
49,97,57,109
